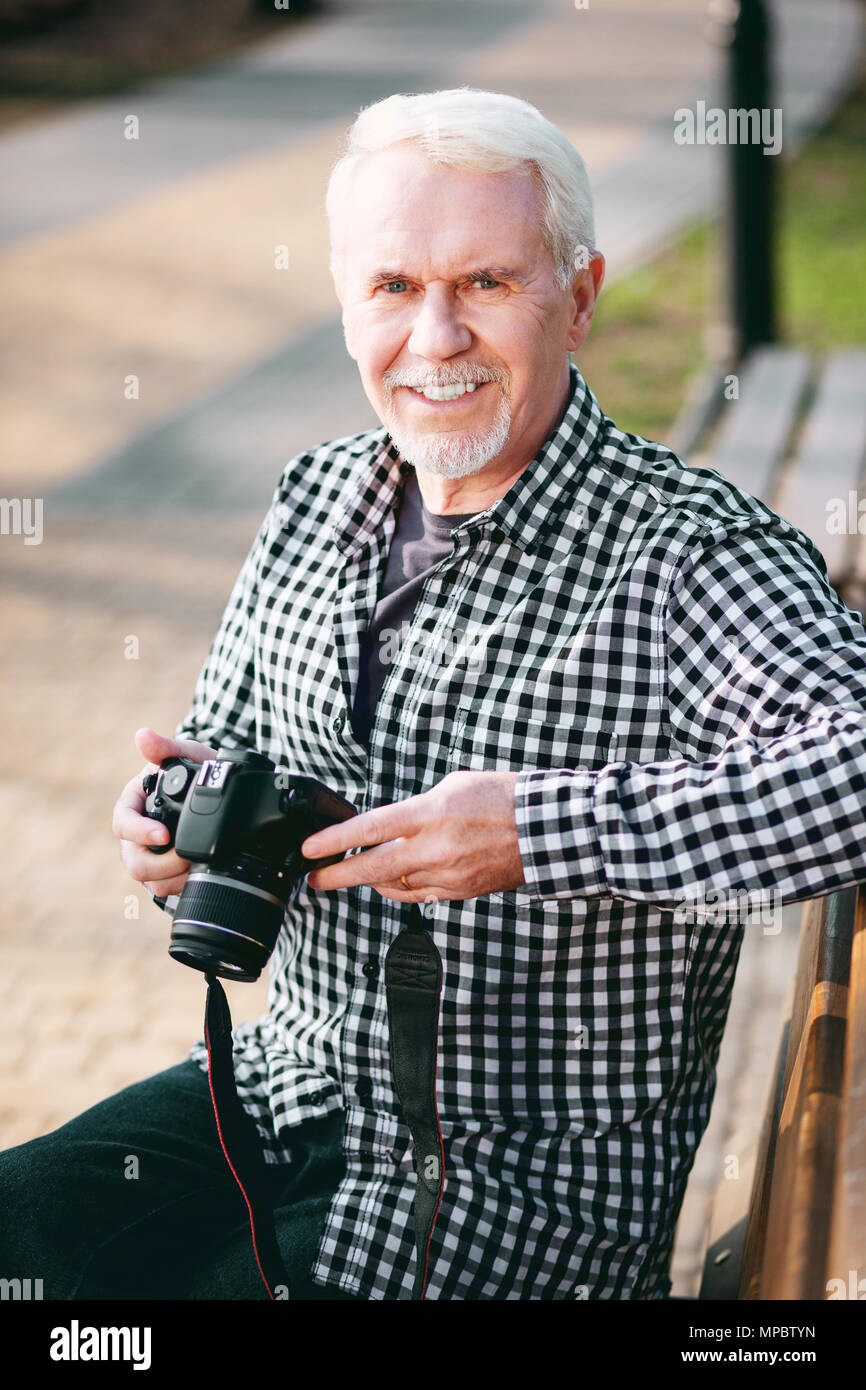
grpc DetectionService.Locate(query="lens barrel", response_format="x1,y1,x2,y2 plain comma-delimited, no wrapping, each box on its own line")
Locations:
168,869,286,982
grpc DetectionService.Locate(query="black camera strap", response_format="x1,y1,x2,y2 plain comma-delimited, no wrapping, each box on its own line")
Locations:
200,910,444,1302
148,761,446,1298
384,909,445,1301
203,974,289,1300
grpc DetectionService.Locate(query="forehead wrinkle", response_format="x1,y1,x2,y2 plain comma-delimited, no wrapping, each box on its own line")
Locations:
355,210,541,287
335,147,554,292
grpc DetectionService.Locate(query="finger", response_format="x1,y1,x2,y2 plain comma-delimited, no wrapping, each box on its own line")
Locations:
373,878,425,901
112,770,168,845
374,883,450,905
134,727,217,768
114,729,219,845
300,794,429,860
143,876,189,898
306,840,428,892
122,839,190,884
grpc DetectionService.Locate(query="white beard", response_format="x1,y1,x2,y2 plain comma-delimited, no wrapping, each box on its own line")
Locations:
381,370,512,479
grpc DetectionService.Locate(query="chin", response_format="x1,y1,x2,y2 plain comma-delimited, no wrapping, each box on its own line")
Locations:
389,406,512,480
409,443,498,479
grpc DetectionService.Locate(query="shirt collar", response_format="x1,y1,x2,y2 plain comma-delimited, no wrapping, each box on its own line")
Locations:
332,360,607,557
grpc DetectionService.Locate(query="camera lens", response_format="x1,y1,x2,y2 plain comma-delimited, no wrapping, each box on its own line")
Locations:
168,863,287,982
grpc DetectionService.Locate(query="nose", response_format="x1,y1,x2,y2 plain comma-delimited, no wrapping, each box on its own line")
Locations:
406,283,473,362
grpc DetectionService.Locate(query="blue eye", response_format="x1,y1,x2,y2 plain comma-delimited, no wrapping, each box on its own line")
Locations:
384,280,409,293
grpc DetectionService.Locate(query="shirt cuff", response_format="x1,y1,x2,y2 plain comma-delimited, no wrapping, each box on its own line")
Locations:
514,769,607,900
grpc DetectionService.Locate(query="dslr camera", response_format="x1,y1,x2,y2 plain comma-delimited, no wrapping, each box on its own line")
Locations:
142,748,356,982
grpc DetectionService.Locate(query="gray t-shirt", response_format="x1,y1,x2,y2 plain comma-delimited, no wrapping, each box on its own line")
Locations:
350,467,475,744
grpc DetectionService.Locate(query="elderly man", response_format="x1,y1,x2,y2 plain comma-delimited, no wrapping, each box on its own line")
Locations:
5,88,866,1302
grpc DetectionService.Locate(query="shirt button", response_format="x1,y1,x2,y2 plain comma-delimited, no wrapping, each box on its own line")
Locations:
308,1090,325,1107
399,462,412,477
331,713,345,734
361,959,379,980
354,1078,373,1102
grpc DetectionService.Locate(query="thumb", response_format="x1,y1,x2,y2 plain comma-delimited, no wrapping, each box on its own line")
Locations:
135,727,217,769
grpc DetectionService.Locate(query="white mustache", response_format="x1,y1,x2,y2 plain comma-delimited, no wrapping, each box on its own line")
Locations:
382,365,509,391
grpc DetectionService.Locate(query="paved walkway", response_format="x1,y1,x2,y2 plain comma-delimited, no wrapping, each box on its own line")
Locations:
0,0,861,1300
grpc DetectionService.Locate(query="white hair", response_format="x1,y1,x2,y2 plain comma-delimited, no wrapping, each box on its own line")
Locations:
326,87,597,290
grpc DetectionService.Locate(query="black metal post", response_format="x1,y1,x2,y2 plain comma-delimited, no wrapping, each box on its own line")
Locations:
719,0,777,358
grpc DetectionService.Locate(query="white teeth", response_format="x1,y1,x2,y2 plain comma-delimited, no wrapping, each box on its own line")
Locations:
413,382,478,401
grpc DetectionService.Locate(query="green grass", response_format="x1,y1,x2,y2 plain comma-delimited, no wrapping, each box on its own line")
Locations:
577,222,715,441
778,78,866,348
576,64,866,443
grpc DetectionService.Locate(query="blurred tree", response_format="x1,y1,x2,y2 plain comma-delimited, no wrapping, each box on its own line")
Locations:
0,0,326,97
0,0,89,38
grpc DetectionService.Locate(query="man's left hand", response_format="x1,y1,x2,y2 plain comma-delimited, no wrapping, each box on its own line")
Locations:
301,770,525,902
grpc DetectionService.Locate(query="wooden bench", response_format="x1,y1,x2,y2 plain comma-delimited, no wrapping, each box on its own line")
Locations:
667,345,866,1300
670,346,866,611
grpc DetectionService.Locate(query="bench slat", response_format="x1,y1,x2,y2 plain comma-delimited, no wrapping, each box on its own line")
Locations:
707,346,812,500
735,992,793,1300
772,351,866,587
826,891,866,1295
668,365,729,461
738,891,856,1299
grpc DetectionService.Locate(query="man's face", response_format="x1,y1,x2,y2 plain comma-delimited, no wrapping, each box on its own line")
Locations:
333,144,601,479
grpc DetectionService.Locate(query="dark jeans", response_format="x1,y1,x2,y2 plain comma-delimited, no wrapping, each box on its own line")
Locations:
0,1060,362,1300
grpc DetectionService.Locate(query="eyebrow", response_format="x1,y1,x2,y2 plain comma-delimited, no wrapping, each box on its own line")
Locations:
364,264,528,291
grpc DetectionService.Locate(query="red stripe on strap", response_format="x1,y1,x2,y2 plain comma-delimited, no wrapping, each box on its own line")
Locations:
205,1022,276,1301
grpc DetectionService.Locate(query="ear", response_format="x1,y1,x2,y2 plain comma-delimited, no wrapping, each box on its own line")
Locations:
342,319,358,362
565,251,605,353
340,309,358,362
331,269,359,362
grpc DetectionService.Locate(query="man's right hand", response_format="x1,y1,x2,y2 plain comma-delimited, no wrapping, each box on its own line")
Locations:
112,727,219,899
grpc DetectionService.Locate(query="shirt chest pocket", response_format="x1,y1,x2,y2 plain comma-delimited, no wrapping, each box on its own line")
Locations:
447,704,616,774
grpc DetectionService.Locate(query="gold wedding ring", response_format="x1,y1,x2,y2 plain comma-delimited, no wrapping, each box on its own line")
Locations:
401,874,411,889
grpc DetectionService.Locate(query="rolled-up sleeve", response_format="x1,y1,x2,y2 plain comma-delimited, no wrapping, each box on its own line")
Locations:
515,522,866,905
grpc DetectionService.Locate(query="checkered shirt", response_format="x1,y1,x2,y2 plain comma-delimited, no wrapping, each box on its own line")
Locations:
166,361,866,1299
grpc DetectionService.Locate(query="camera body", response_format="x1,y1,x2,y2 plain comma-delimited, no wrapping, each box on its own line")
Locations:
142,748,356,982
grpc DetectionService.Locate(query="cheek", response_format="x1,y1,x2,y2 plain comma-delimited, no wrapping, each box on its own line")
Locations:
349,312,408,377
467,307,545,365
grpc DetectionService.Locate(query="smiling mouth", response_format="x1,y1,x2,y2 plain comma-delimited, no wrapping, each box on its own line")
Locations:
406,382,485,403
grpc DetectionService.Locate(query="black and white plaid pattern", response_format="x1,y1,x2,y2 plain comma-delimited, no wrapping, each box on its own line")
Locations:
167,362,866,1299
